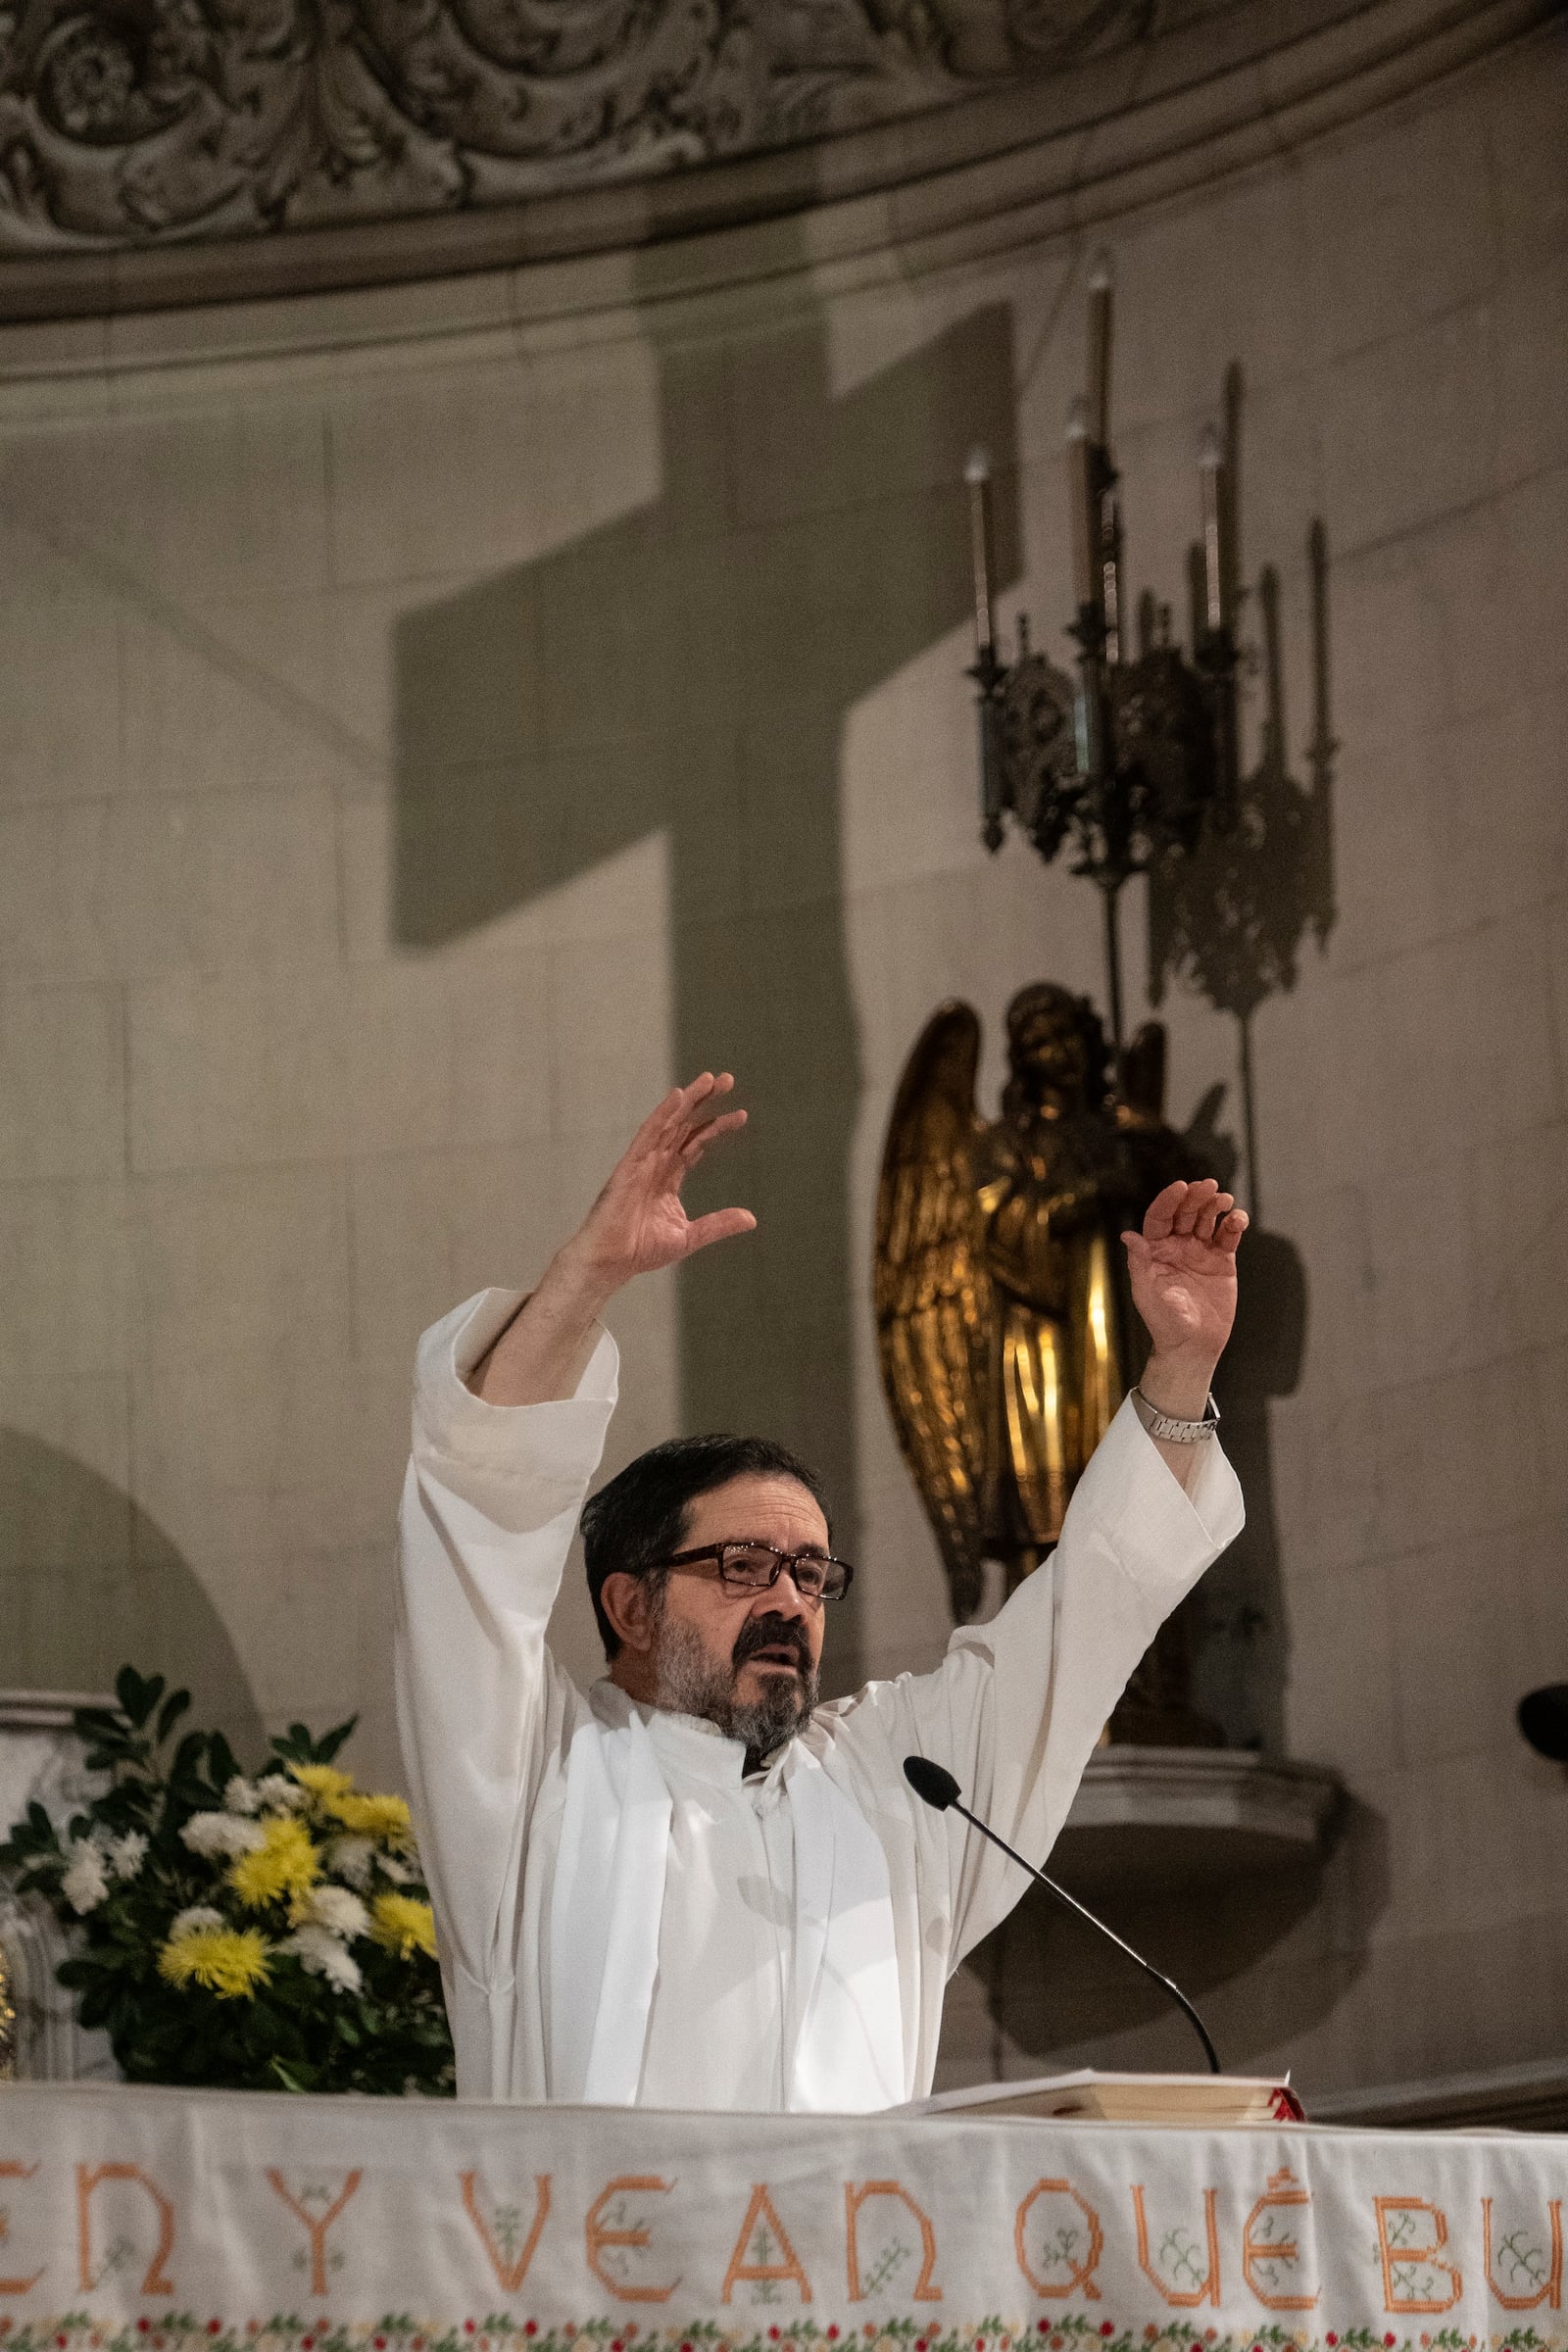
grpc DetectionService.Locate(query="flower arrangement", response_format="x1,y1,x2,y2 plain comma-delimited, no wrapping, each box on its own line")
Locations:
0,1666,455,2096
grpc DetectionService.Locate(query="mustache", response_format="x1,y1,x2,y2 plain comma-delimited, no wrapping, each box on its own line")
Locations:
731,1612,813,1674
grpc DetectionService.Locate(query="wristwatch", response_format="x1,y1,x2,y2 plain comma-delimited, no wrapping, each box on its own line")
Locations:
1130,1386,1220,1444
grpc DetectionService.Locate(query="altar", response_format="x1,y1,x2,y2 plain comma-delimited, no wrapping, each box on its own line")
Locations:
1,2079,1562,2351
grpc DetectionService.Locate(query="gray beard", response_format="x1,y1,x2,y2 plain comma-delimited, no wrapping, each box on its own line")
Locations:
651,1610,818,1760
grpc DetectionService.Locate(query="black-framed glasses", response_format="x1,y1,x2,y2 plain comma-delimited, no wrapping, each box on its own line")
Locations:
654,1542,855,1604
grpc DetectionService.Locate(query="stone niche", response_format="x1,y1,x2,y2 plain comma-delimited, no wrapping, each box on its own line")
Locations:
0,1692,119,2082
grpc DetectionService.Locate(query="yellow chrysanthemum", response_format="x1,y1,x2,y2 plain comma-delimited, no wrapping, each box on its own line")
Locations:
227,1814,321,1913
157,1927,271,1999
288,1762,355,1803
370,1891,437,1960
326,1789,413,1845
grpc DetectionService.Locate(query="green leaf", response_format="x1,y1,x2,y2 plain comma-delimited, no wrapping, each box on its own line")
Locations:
0,1817,49,1865
116,1664,151,1723
267,1712,361,1769
56,1956,106,1989
269,2056,315,2093
156,1689,192,1744
73,1705,128,1740
77,1981,117,2030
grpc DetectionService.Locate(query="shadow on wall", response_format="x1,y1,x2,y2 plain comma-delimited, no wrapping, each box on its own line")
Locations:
393,236,1021,1696
1152,368,1339,1756
966,1790,1389,2076
0,1430,265,1757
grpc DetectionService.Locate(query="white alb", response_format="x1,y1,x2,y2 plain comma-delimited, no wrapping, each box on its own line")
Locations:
395,1289,1244,2112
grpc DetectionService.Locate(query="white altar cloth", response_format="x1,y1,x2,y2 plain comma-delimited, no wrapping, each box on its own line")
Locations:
1,2080,1564,2352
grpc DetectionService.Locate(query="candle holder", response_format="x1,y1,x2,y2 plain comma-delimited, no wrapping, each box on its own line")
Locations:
965,259,1241,1067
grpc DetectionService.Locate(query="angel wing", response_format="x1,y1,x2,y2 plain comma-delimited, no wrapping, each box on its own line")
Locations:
873,1002,996,1623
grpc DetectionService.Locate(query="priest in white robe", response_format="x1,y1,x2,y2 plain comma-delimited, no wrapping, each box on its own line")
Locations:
395,1072,1248,2113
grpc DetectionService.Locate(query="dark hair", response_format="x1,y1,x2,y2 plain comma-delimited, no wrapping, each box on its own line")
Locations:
581,1433,832,1659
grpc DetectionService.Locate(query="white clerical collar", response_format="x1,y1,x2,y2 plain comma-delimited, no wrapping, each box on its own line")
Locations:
589,1679,792,1788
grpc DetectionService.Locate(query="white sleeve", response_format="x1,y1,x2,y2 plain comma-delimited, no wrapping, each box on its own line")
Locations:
392,1288,618,1998
833,1396,1244,1965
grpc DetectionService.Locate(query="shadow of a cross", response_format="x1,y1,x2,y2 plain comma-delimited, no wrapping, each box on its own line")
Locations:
393,249,1019,1691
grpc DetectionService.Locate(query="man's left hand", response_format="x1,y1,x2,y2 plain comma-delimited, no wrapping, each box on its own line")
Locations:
1121,1178,1248,1420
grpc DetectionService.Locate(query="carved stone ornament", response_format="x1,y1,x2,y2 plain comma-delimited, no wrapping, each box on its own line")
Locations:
0,0,1544,313
0,0,1219,256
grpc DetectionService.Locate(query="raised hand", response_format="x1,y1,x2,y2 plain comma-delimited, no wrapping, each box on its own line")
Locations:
1121,1178,1248,1415
568,1073,756,1287
468,1075,755,1406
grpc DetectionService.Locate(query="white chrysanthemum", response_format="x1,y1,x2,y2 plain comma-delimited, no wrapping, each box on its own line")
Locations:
318,1941,362,1994
306,1885,369,1940
62,1842,110,1915
379,1852,414,1886
255,1774,307,1813
106,1831,148,1880
222,1776,260,1815
328,1835,374,1888
180,1811,267,1859
169,1904,226,1940
283,1924,363,1993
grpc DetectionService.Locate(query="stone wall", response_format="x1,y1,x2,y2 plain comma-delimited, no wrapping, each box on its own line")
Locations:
0,6,1562,2102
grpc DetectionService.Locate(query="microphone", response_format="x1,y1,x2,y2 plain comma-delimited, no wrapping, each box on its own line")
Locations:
903,1753,1221,2075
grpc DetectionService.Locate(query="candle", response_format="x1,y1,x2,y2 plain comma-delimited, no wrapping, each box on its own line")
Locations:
1102,493,1122,664
1199,423,1223,632
964,444,995,659
1087,249,1114,451
1185,541,1206,656
1066,398,1097,610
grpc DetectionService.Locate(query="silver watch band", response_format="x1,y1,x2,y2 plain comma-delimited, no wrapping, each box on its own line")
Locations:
1130,1385,1220,1444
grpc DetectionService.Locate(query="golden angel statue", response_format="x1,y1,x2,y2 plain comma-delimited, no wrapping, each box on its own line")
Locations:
874,982,1194,1634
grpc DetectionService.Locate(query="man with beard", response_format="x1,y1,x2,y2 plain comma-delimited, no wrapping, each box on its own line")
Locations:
395,1072,1247,2111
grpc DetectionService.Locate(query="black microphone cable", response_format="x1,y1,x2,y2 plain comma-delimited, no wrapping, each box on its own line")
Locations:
904,1752,1221,2075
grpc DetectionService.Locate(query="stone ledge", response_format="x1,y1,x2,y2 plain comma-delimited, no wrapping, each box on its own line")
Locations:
1311,2056,1568,2132
0,1690,113,1734
1055,1744,1345,1892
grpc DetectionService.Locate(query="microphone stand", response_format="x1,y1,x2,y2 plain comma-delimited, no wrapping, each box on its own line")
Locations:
906,1761,1221,2074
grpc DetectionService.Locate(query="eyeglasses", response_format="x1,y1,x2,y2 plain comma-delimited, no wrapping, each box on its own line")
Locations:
654,1542,855,1604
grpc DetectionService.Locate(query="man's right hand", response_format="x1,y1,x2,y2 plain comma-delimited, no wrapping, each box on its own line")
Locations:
467,1075,755,1406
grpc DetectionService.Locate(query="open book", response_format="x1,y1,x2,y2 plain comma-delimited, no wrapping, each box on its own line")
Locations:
906,2070,1305,2126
